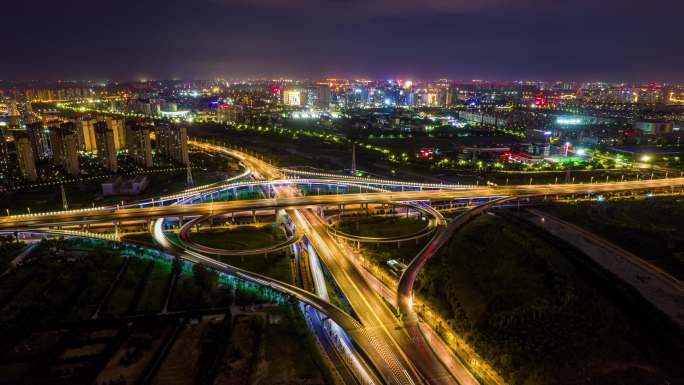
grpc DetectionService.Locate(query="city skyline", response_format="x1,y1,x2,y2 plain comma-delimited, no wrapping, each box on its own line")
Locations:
0,2,682,384
2,0,682,82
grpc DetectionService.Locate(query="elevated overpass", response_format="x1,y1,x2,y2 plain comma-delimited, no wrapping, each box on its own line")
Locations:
2,177,682,230
5,137,684,385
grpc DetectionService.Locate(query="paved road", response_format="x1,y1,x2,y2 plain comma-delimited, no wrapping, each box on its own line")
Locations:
177,215,302,256
188,144,430,385
6,139,684,385
525,208,684,328
397,197,517,385
3,177,683,230
230,144,457,385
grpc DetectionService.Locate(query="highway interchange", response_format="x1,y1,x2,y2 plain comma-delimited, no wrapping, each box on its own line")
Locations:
3,139,684,385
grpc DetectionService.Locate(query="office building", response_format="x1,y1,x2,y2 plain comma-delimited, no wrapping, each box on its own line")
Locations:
14,133,38,181
306,86,331,109
282,88,303,106
125,122,153,167
156,123,189,165
95,122,118,172
49,122,81,177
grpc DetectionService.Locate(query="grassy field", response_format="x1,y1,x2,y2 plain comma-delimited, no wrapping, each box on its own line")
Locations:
358,237,429,278
97,324,172,384
134,261,172,313
539,197,684,280
218,252,292,284
336,216,427,238
253,306,326,384
0,240,25,272
0,240,124,343
416,212,683,385
213,315,262,385
190,225,287,250
151,319,213,385
169,264,234,310
104,258,152,317
188,225,293,283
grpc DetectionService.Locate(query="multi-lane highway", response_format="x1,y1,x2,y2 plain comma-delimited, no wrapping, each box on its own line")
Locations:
4,139,684,385
2,177,683,230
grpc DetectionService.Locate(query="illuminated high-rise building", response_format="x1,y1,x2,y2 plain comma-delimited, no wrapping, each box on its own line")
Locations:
13,133,38,181
104,116,126,150
26,122,52,160
282,88,303,106
125,122,153,168
49,122,81,177
311,86,332,109
156,123,189,165
75,117,98,152
0,131,9,180
426,90,439,107
6,100,21,127
95,122,118,172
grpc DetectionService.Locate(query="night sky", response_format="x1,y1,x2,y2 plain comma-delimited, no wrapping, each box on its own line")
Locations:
2,0,682,81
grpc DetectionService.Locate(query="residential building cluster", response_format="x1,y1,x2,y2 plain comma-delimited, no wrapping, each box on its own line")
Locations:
0,110,188,184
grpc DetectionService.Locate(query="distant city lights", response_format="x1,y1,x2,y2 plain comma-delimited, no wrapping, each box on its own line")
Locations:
556,117,583,125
